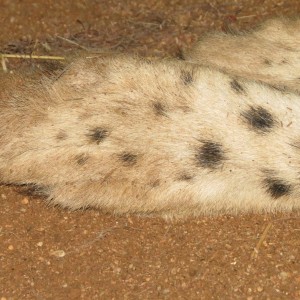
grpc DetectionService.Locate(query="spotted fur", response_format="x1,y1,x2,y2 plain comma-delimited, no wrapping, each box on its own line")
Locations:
184,17,300,93
181,70,193,85
196,141,225,169
230,80,245,94
87,127,109,144
153,101,168,117
119,152,138,166
242,106,276,133
1,21,300,217
264,177,292,199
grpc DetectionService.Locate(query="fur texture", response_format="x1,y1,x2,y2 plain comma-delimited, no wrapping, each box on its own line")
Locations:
1,51,300,217
184,18,300,93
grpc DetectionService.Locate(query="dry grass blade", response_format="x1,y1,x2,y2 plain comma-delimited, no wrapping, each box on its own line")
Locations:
0,53,65,60
251,222,272,260
1,56,8,72
56,35,90,51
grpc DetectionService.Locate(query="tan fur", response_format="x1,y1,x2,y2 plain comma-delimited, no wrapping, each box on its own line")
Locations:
184,18,300,93
1,53,300,218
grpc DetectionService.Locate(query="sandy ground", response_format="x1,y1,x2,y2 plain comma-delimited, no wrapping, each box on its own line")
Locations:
0,0,300,299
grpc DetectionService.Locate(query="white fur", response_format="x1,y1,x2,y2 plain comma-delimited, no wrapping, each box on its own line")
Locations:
2,18,300,217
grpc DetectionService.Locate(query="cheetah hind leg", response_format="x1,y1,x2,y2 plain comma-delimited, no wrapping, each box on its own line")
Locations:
184,17,300,93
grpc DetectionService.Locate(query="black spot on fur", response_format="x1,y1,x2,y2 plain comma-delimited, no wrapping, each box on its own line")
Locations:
269,84,287,93
75,153,89,166
263,177,292,199
264,59,272,65
178,173,194,181
153,101,167,116
150,179,160,188
15,183,49,199
176,48,185,60
181,70,193,85
119,152,138,166
230,79,245,94
242,106,276,133
196,141,225,169
88,127,109,144
56,130,68,141
177,105,192,113
38,60,66,75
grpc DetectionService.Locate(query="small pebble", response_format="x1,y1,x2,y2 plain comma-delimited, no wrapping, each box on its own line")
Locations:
279,271,290,280
21,197,29,205
171,268,177,275
50,250,66,257
163,289,170,295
